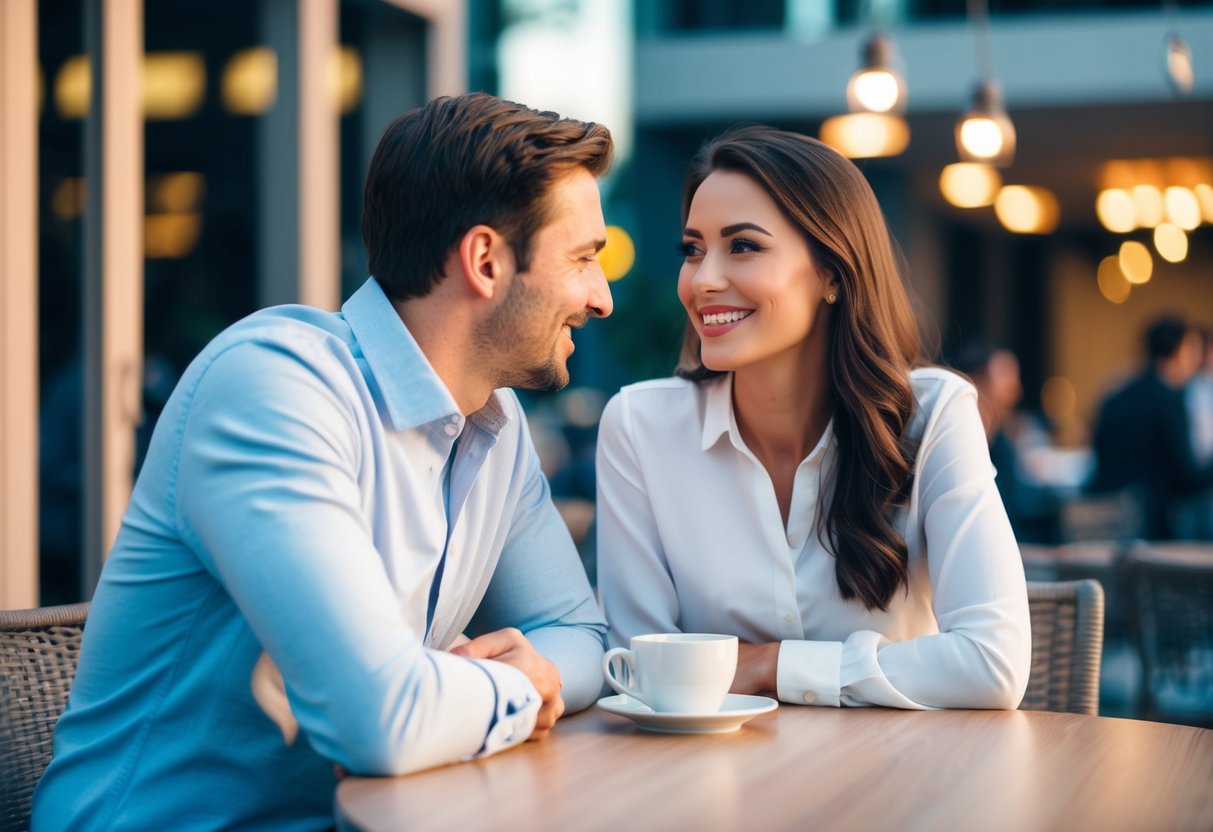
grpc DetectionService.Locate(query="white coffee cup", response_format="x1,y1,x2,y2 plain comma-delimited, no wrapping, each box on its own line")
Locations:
602,633,738,714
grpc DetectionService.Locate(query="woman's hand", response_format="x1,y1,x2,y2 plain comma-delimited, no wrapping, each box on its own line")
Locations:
731,642,780,696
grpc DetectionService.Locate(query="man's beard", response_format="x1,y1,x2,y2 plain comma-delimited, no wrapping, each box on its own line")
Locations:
478,274,571,392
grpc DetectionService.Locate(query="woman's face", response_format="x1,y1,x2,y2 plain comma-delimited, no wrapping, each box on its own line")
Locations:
678,170,836,374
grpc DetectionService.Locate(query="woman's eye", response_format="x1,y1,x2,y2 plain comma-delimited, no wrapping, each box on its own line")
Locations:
677,241,704,258
730,237,762,254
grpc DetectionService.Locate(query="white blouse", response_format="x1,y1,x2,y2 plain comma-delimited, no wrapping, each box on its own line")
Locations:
596,367,1031,710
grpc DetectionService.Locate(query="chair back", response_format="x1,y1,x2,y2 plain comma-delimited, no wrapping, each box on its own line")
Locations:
0,603,89,831
1020,580,1104,715
1126,544,1213,726
1058,492,1143,543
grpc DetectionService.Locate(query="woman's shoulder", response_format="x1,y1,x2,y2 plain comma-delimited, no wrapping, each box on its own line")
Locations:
601,375,718,436
909,365,977,409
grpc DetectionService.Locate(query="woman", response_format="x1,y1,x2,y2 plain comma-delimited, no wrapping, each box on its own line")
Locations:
596,126,1030,710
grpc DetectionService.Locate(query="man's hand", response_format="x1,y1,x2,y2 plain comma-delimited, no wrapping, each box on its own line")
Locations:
730,642,780,697
449,628,565,740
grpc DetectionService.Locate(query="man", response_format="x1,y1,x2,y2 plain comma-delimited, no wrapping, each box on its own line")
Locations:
33,94,614,830
1089,315,1212,539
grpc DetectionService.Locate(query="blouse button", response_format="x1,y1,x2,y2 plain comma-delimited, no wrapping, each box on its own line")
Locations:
444,423,458,437
783,613,794,623
803,690,817,705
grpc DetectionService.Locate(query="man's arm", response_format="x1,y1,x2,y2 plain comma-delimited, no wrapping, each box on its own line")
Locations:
465,395,608,714
175,340,541,774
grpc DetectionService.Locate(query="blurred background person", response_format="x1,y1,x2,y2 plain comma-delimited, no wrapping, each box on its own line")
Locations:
1089,316,1212,540
952,341,1056,542
1176,328,1213,539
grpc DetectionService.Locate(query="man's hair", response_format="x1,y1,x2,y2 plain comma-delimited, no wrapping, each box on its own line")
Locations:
1145,315,1192,362
361,93,613,301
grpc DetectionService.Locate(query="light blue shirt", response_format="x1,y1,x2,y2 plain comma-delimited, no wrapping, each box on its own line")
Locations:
33,278,607,831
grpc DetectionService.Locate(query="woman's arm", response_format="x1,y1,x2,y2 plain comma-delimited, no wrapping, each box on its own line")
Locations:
596,393,683,649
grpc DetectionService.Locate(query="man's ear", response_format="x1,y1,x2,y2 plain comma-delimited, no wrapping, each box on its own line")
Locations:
456,225,512,300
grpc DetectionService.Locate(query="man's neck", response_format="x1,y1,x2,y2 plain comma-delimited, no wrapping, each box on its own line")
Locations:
394,296,494,417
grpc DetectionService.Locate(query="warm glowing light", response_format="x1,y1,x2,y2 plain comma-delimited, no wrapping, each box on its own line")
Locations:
331,47,363,114
1153,222,1188,263
958,117,1005,160
1196,183,1213,223
1166,35,1195,95
849,70,900,113
1131,185,1164,228
143,52,206,119
599,225,636,282
150,172,205,213
1041,377,1077,420
994,186,1060,234
1163,186,1201,230
54,55,90,119
1118,240,1153,284
56,52,206,119
819,113,910,159
145,213,202,259
1095,189,1136,233
50,178,86,221
1097,256,1131,304
939,163,1001,208
223,47,277,115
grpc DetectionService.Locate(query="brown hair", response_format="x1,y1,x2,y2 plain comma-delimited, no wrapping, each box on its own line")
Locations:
676,125,923,611
361,93,613,300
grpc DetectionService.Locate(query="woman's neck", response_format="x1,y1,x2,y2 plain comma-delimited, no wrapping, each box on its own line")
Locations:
731,347,832,464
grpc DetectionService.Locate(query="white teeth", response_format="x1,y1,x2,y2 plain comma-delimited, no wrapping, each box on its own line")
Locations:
702,310,752,326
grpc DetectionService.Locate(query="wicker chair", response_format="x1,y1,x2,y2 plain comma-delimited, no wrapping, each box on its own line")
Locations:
0,603,89,831
1019,580,1105,715
1126,544,1213,726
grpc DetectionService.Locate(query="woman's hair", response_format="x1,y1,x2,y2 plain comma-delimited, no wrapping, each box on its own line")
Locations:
362,93,613,301
675,125,923,611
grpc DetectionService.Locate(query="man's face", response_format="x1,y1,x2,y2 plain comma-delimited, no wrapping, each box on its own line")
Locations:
482,167,612,391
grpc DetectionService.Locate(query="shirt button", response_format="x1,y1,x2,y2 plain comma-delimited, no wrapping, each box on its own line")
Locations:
803,690,817,705
783,613,795,623
444,423,458,437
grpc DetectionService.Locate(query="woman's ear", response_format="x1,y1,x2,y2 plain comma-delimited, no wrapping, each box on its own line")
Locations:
456,225,513,299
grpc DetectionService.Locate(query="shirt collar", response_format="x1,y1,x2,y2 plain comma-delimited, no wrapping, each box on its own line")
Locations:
701,373,734,452
701,371,834,463
342,277,508,436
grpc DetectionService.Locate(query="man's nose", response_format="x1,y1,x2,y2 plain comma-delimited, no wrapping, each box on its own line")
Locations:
587,265,614,319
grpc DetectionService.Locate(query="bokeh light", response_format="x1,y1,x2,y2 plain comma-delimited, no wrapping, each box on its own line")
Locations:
1095,188,1135,233
1153,222,1188,263
1096,255,1131,304
939,163,1001,208
1118,240,1153,284
994,185,1059,234
599,225,636,282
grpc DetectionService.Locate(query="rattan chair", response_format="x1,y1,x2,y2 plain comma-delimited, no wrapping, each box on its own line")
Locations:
1126,544,1213,726
0,603,89,831
1019,580,1105,715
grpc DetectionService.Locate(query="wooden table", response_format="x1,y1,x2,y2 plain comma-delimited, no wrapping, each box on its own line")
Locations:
336,704,1213,831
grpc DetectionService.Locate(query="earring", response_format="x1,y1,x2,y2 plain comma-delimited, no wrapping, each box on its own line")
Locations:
826,291,838,305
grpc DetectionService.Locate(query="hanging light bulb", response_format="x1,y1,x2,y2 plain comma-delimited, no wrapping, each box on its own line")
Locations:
821,31,910,159
846,33,906,114
955,79,1016,167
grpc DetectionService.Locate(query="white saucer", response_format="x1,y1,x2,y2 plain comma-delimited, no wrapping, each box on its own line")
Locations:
596,693,778,734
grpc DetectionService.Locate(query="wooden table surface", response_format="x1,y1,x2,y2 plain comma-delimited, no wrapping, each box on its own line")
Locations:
336,704,1213,832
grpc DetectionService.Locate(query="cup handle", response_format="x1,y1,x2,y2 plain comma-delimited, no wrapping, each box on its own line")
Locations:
602,647,649,707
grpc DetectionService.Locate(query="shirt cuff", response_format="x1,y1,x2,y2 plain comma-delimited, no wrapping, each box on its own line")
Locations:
467,658,541,757
776,640,843,707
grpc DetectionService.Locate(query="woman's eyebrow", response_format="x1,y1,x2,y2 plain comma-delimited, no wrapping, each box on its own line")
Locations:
721,222,772,237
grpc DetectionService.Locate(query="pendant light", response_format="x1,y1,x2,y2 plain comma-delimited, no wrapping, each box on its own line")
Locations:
955,0,1015,168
